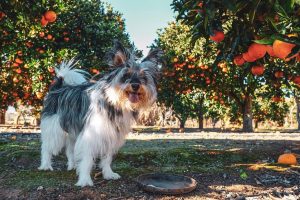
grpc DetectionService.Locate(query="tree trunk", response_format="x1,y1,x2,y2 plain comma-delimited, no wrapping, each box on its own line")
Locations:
295,96,300,130
0,110,5,124
179,119,185,129
242,95,253,132
254,120,259,129
198,97,204,130
198,112,203,129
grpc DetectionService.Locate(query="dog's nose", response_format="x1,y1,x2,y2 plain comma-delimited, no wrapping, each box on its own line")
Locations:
131,83,140,91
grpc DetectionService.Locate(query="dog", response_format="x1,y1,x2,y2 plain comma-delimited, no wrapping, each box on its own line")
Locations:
38,41,162,187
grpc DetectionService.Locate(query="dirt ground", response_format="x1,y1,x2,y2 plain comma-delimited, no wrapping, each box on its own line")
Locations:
0,129,300,200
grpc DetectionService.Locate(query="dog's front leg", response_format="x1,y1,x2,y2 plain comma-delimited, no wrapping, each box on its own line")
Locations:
100,154,121,180
74,137,94,187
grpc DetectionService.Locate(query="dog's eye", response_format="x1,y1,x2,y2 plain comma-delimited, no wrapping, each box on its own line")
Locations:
121,73,131,83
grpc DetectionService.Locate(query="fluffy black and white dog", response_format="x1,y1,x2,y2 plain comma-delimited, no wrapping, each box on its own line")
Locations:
38,41,162,187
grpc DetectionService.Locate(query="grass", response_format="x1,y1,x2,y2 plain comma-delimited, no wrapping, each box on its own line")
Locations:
0,138,295,190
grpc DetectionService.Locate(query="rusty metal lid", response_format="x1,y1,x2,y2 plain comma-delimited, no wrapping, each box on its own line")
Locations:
136,173,197,195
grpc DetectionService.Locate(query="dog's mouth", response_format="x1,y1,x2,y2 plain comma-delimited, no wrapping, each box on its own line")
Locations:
126,91,141,103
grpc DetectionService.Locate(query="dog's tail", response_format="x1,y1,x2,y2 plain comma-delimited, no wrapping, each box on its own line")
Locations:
55,59,89,86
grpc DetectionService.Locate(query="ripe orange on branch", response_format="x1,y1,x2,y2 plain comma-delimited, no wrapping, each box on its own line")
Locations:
293,76,300,84
210,30,225,43
15,58,23,64
248,43,267,59
44,11,57,22
273,40,296,60
251,65,264,76
242,52,256,62
274,71,284,78
40,16,48,26
47,34,53,40
0,11,6,20
15,68,22,74
272,96,282,102
233,55,245,66
266,45,275,57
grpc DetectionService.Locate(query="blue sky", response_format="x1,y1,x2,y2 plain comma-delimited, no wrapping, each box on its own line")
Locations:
104,0,175,56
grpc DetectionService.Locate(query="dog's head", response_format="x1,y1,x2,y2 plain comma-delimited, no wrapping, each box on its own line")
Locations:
103,41,163,110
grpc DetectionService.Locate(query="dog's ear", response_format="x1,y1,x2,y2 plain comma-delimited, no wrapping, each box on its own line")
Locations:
106,40,130,67
142,49,164,65
141,49,164,83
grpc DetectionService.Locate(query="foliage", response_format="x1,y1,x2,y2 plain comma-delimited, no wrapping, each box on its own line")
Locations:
154,21,221,127
0,0,132,112
171,0,300,131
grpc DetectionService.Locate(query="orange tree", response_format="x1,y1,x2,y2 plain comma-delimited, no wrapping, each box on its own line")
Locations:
0,0,132,122
172,0,300,132
155,21,231,129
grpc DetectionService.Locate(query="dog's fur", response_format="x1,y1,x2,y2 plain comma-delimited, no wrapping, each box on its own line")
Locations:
38,41,162,187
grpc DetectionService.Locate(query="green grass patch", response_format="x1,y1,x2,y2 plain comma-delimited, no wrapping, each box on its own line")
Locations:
0,138,273,190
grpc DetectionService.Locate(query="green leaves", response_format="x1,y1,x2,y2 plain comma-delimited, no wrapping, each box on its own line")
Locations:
253,37,275,45
0,0,131,109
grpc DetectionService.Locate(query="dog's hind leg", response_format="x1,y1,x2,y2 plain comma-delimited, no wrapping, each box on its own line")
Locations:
100,154,121,180
66,136,76,170
38,114,66,171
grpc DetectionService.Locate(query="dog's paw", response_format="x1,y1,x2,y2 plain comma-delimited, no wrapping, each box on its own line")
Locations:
75,178,94,187
103,172,121,180
38,165,53,171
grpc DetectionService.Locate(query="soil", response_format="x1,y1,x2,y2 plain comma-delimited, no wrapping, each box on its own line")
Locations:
0,130,300,200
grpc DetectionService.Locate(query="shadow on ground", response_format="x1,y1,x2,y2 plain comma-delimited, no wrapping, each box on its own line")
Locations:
0,137,299,199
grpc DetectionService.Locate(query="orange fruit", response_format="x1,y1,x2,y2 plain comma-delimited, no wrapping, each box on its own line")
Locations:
16,68,22,74
39,32,45,37
25,41,33,48
47,34,53,40
210,30,225,43
251,65,264,76
12,62,19,67
0,11,6,20
293,76,300,84
273,40,296,60
248,43,267,59
233,55,245,66
266,45,275,57
24,93,30,99
44,11,57,22
278,153,297,165
17,51,23,56
274,71,284,78
15,58,23,64
242,52,256,62
91,69,99,74
272,96,282,102
41,16,48,26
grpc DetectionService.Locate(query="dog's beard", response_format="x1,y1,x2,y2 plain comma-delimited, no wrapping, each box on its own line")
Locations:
106,83,156,111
